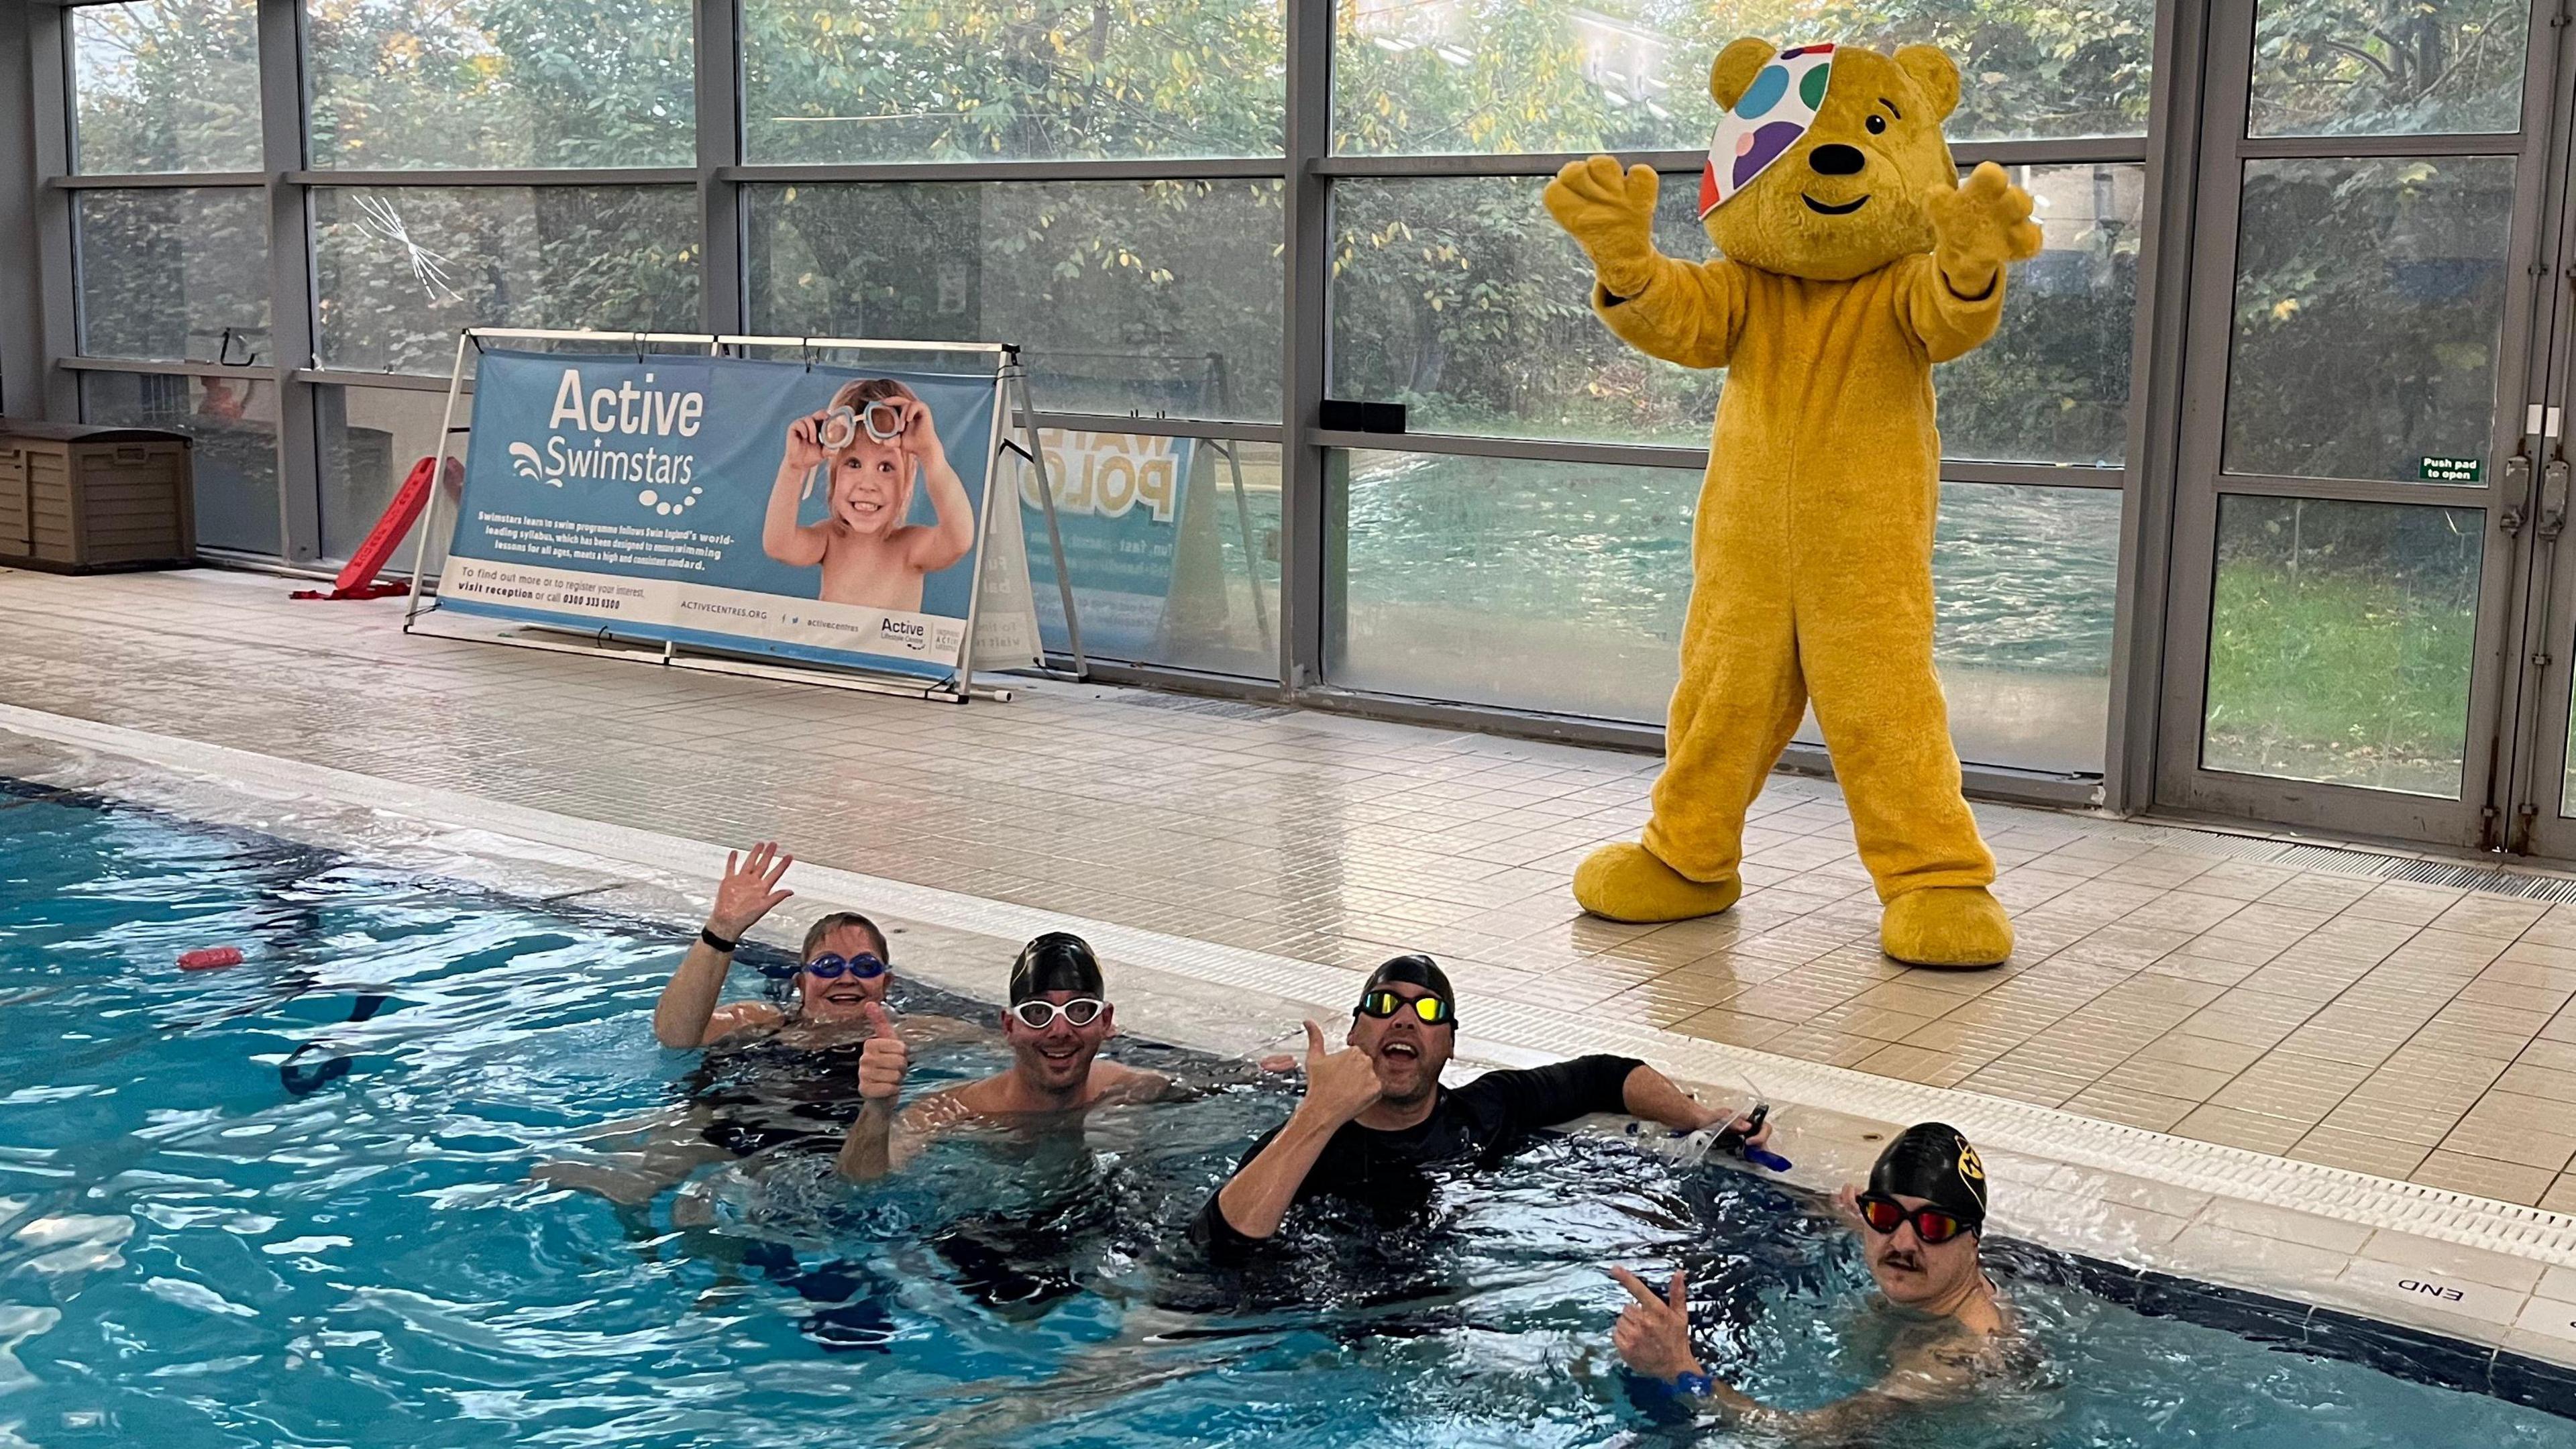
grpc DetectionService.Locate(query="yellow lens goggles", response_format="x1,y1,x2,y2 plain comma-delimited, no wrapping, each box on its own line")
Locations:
1357,989,1453,1025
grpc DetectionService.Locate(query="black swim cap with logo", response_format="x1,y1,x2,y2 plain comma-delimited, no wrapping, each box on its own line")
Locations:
1009,932,1105,1004
1867,1122,1989,1233
1357,953,1457,1024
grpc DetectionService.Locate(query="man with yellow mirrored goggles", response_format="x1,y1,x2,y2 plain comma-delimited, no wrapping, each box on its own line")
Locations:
1195,953,1770,1254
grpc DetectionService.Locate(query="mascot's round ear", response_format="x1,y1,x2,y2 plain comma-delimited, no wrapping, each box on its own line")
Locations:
1709,37,1779,112
1894,44,1961,123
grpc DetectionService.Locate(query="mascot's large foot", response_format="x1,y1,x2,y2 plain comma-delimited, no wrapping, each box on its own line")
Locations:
1880,887,2013,970
1573,843,1741,924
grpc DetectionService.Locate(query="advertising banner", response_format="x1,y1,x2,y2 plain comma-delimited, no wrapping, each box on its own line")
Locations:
1022,429,1196,659
438,349,998,680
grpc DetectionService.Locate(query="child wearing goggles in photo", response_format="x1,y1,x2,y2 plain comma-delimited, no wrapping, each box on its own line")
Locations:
839,932,1192,1181
1195,954,1768,1255
1609,1122,2025,1433
763,376,977,613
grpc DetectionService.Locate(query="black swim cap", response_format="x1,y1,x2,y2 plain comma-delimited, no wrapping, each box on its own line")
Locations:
1358,954,1457,1022
1867,1122,1988,1232
1009,932,1104,1004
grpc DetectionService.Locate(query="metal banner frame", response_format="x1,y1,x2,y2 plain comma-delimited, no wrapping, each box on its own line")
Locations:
398,327,1087,704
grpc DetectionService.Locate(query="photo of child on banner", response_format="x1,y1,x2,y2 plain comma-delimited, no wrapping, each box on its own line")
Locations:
765,378,978,613
436,349,1004,681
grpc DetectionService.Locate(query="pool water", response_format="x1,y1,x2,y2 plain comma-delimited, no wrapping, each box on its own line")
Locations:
2,780,2573,1447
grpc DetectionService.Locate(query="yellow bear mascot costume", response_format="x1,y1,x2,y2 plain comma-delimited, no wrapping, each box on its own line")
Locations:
1543,38,2041,969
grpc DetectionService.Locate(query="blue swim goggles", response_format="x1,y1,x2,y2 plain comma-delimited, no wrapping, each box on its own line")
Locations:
757,951,890,981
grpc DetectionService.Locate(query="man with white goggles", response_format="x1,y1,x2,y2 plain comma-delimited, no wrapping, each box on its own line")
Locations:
839,931,1180,1179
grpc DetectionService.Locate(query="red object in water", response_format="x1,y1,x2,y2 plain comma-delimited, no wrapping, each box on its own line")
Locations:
176,947,245,971
290,454,461,601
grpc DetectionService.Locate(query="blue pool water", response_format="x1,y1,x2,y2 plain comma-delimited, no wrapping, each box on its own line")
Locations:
3,781,2574,1446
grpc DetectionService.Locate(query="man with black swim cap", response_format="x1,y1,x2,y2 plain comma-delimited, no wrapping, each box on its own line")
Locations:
838,932,1183,1179
1197,953,1768,1251
1611,1121,2019,1432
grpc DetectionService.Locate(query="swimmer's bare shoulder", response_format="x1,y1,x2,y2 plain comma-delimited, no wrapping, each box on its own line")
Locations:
702,1001,786,1043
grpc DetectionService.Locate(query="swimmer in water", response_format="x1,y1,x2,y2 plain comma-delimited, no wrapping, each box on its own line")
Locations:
533,843,975,1206
1195,954,1768,1255
838,932,1184,1181
1609,1122,2022,1434
651,841,973,1051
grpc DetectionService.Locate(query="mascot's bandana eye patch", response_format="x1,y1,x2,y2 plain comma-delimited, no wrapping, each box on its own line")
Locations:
1701,42,1837,218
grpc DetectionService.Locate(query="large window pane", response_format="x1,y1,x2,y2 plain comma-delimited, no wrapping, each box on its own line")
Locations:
70,0,261,174
1333,0,2152,156
1330,175,1719,445
1935,164,2141,466
319,385,469,574
79,371,280,555
747,181,1283,420
76,189,270,364
2203,496,2481,797
2222,157,2513,484
2251,0,2527,136
1007,434,1281,678
312,187,700,377
305,0,695,169
1331,453,2114,770
743,0,1284,162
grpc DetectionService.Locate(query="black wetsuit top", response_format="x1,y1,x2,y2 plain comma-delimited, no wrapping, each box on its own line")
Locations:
1192,1053,1644,1257
689,1032,870,1157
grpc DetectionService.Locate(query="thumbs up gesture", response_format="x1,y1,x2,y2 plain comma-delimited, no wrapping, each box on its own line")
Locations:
857,1001,909,1102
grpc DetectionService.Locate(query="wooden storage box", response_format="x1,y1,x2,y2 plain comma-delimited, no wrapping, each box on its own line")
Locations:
0,421,196,572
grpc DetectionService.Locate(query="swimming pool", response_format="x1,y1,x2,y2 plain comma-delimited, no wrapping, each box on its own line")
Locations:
3,778,2573,1447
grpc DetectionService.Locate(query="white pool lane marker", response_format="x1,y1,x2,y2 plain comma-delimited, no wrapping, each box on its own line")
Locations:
10,702,2576,1318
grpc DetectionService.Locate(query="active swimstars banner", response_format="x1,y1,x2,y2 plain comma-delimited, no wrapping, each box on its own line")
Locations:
1022,429,1196,659
440,349,999,680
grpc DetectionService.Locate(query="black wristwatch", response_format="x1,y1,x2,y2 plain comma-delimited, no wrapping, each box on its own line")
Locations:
701,925,739,953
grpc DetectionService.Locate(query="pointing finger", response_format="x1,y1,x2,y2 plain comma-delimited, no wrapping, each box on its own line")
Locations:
1609,1266,1665,1310
1667,1266,1688,1313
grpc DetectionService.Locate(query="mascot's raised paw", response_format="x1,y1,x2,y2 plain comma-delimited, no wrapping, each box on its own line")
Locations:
1925,161,2043,297
1542,156,1662,300
1572,843,1741,925
1880,887,2014,969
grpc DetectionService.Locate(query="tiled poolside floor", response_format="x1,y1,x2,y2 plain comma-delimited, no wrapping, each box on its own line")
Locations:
5,566,2576,1214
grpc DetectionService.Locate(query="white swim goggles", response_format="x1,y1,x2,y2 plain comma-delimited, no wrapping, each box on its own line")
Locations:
1008,997,1107,1029
818,398,908,450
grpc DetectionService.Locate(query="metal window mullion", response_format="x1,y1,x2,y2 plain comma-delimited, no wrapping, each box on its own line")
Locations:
52,171,268,189
1277,0,1328,692
721,158,1291,184
26,4,77,420
698,0,743,335
258,0,319,561
288,167,700,188
1312,137,2150,180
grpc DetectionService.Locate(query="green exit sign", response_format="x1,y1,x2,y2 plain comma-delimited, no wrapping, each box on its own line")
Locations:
2420,455,2482,482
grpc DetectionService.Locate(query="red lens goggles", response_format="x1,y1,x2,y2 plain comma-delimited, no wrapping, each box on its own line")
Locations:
1855,1192,1973,1245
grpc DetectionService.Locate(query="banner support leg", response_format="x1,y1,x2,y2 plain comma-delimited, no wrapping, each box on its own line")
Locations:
402,331,472,632
1019,369,1089,680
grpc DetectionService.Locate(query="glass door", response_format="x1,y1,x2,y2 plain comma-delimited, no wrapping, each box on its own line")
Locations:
2157,0,2568,850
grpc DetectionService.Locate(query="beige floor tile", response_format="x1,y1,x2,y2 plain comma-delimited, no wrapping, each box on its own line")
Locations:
1666,1007,1792,1051
2410,1150,2559,1205
2130,1031,2269,1074
2091,1056,2239,1102
1851,1042,1983,1088
2061,1083,2198,1131
2288,1126,2432,1179
2544,1175,2576,1213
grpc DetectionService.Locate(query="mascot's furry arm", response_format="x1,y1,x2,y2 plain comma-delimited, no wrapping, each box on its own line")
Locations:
1905,162,2045,362
1541,156,1748,370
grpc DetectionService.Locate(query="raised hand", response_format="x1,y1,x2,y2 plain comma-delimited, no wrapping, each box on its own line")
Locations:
1609,1265,1704,1383
708,842,795,942
1542,156,1664,299
1294,1018,1385,1127
1925,161,2043,298
857,1001,909,1102
784,413,827,474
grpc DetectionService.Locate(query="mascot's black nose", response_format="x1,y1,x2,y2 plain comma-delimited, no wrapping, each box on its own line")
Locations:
1808,144,1866,176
